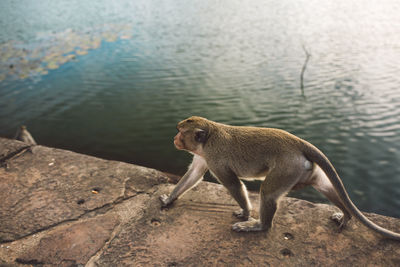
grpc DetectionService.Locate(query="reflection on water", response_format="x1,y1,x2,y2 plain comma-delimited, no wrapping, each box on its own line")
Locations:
0,25,133,82
0,0,399,217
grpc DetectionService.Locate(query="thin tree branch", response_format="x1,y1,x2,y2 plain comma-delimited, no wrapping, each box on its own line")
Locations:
300,45,311,96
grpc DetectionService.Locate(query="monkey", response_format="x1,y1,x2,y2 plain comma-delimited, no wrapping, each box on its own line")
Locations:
14,125,37,146
160,116,400,240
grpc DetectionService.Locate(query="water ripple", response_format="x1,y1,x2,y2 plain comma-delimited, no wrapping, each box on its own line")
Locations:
0,0,400,217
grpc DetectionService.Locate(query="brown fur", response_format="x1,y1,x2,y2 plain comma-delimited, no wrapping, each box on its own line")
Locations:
160,116,400,240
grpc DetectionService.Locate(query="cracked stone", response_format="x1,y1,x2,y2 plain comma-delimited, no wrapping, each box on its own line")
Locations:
1,137,400,266
95,183,400,267
16,214,119,266
0,139,28,160
0,137,169,242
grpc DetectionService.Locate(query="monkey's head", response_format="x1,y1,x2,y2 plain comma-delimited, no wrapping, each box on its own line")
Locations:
174,116,210,155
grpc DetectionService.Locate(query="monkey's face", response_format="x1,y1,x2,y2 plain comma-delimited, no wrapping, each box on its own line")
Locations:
173,130,186,150
174,117,209,155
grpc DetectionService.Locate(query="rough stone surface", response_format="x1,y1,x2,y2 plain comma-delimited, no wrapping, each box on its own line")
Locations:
0,138,168,242
0,138,29,160
0,137,399,266
16,214,118,266
95,183,400,267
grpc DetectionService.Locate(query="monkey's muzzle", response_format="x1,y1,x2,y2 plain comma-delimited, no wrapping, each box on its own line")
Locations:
174,132,185,150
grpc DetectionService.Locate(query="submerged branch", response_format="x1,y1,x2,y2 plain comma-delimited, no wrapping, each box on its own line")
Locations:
300,45,311,96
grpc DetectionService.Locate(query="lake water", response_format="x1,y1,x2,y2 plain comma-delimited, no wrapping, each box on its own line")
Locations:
1,0,399,217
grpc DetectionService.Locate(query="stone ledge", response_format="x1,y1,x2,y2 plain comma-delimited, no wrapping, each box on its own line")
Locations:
0,137,399,266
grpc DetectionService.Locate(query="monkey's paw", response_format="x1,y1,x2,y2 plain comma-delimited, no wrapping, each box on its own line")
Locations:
330,212,349,230
233,209,250,220
232,218,263,232
159,194,171,207
330,212,343,224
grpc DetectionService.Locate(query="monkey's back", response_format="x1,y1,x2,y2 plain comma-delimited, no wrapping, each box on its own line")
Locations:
204,124,305,177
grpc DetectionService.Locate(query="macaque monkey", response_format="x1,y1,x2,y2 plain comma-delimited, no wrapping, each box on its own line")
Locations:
14,125,37,146
160,116,400,240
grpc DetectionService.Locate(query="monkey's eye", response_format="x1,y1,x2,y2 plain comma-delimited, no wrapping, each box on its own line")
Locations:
186,119,194,123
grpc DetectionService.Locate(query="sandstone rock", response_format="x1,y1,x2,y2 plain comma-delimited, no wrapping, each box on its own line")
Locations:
0,138,29,159
0,138,168,242
94,183,400,266
16,214,118,266
0,138,399,266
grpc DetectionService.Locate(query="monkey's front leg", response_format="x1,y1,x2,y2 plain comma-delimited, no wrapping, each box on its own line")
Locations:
160,155,208,207
213,171,253,221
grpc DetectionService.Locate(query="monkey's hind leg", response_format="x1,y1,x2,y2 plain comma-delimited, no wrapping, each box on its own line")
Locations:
232,170,296,232
311,166,352,230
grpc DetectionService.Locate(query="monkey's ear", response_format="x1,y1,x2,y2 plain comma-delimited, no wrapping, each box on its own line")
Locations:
194,129,208,144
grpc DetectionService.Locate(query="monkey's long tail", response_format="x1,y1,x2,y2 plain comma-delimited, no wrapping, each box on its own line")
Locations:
301,141,400,241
